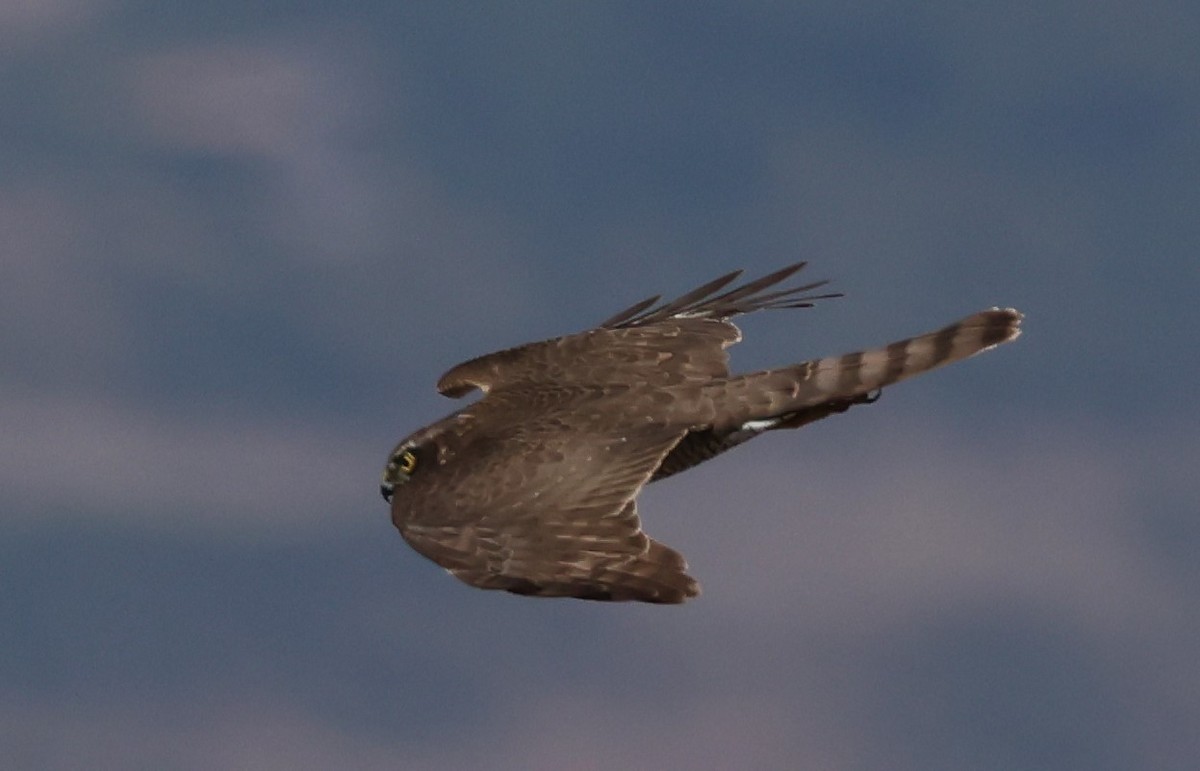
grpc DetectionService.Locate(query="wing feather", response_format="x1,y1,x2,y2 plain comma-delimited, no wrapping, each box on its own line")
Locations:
394,420,700,603
436,264,839,397
603,261,839,327
436,502,699,603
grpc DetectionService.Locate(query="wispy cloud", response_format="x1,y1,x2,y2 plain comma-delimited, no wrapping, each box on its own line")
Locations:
0,0,114,53
1,391,376,537
643,413,1196,635
120,38,537,344
3,696,435,771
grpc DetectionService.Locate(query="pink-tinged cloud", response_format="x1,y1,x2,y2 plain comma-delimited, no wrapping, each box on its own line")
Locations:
117,38,537,347
0,0,113,51
3,696,441,771
640,414,1195,636
0,687,883,770
0,184,134,382
127,42,357,158
0,392,378,537
491,691,866,771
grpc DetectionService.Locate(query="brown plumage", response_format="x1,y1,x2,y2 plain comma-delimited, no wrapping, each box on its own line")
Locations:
382,263,1022,603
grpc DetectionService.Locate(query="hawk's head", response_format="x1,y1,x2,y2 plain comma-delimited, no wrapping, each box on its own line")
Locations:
380,443,420,503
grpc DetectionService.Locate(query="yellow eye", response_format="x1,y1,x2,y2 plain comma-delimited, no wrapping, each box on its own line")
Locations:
398,449,418,474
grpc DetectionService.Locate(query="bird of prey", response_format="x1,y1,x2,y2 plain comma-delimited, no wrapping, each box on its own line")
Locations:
382,263,1021,604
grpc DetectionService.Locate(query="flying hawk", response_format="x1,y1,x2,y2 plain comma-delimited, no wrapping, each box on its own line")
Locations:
382,263,1021,603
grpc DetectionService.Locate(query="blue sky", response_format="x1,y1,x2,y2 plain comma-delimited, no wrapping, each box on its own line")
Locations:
3,3,1198,769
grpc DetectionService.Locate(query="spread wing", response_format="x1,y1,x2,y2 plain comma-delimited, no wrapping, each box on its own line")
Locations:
402,500,697,603
393,418,699,603
435,262,838,398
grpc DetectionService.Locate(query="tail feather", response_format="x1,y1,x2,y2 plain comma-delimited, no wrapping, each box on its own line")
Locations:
711,308,1023,430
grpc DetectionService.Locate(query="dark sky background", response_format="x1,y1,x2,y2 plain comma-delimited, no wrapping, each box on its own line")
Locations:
4,3,1199,770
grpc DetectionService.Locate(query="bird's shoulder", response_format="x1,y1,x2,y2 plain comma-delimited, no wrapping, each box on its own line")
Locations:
435,318,739,398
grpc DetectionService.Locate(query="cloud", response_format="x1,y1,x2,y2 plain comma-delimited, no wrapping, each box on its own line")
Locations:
127,41,355,159
643,412,1196,635
493,692,857,771
117,37,538,350
0,0,113,53
124,38,394,258
0,391,377,538
4,691,853,771
3,35,540,402
0,183,133,385
2,696,437,771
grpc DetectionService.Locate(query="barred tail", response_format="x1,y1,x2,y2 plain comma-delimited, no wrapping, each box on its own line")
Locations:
711,308,1023,431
